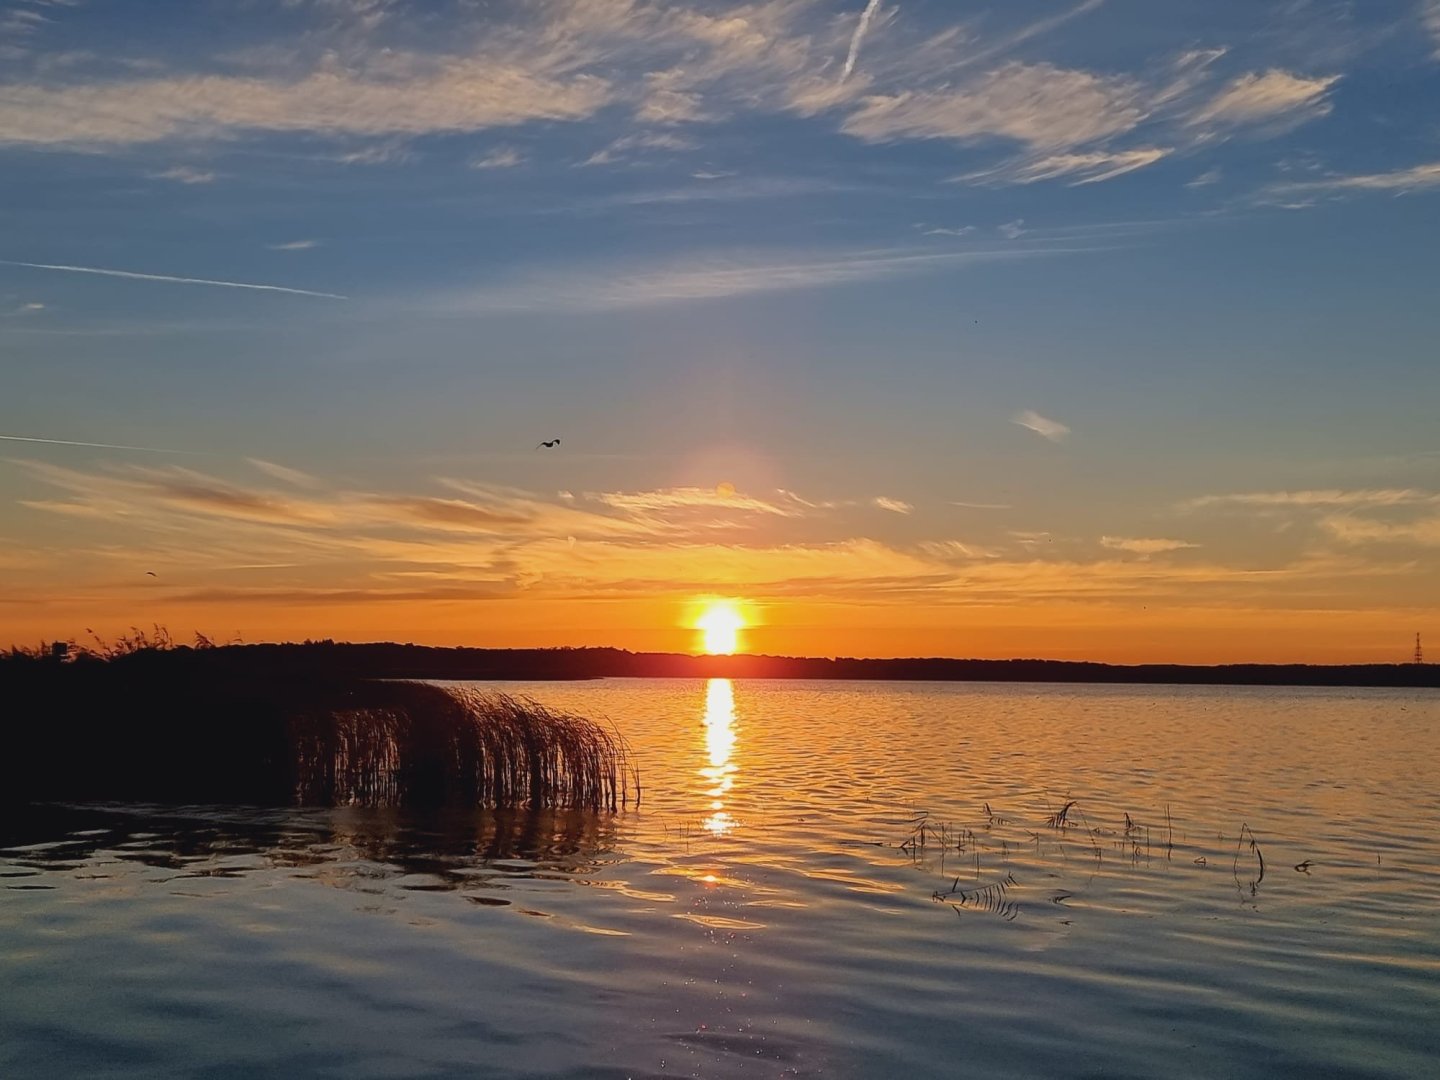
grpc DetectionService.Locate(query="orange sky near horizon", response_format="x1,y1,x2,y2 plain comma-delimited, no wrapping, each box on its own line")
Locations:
5,592,1426,666
1,458,1432,664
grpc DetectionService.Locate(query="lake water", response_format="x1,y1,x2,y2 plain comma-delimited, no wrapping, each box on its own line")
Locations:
3,680,1438,1079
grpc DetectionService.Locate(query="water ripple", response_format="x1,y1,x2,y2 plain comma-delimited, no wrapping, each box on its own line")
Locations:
2,680,1438,1078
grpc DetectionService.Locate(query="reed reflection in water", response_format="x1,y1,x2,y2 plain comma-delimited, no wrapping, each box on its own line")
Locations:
700,678,738,837
0,802,621,896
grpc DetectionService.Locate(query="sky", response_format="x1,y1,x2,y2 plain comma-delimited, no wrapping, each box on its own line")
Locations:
1,0,1438,663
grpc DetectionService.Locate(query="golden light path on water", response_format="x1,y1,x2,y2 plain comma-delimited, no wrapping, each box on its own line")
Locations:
700,678,737,837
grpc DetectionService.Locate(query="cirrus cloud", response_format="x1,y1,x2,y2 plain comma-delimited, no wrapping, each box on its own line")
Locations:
0,55,610,147
1012,409,1070,442
1187,69,1339,130
1101,536,1199,556
843,62,1145,152
872,496,913,514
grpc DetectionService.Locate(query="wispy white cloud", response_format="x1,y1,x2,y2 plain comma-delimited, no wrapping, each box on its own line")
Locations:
918,539,1002,560
1012,409,1070,442
1101,536,1199,556
950,0,1108,74
1322,513,1440,547
588,175,856,208
470,145,524,169
1184,489,1440,510
1010,530,1055,546
247,458,321,488
0,48,611,147
840,0,885,85
635,70,707,124
1186,166,1223,188
580,130,696,166
843,62,1145,151
267,239,319,251
872,496,912,514
1,300,45,317
588,485,819,520
1186,488,1440,552
951,499,1011,510
14,461,664,545
150,165,216,184
969,147,1169,186
0,259,347,299
919,224,976,237
17,460,337,527
1423,1,1440,59
0,432,198,455
1188,70,1339,130
998,219,1026,239
331,140,413,166
0,0,75,40
1265,161,1440,198
443,245,1045,313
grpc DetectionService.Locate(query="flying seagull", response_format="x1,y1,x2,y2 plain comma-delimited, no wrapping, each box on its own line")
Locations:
145,571,157,577
536,438,560,449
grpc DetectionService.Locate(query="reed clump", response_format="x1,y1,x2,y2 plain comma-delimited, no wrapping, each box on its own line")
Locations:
1,648,629,810
288,683,629,810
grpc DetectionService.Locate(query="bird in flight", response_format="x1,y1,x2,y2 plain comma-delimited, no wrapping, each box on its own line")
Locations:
536,438,560,449
145,571,157,577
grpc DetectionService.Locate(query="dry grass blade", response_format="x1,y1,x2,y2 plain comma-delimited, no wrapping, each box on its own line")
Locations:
1233,821,1265,895
1047,800,1077,828
295,684,633,811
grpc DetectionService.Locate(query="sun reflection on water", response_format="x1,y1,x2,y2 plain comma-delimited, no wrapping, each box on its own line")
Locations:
701,678,737,836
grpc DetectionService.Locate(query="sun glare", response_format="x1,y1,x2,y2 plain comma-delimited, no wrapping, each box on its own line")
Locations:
696,601,745,655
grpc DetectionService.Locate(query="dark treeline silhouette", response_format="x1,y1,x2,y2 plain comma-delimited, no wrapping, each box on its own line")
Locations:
188,640,1439,687
8,639,1434,687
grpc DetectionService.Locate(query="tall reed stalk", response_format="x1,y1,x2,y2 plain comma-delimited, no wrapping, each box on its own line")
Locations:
289,684,629,810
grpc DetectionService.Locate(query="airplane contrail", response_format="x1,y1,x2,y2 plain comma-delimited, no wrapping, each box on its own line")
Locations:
841,0,884,84
0,260,348,300
0,434,201,455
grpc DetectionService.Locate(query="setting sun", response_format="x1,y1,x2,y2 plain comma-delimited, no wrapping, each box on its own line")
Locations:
695,601,745,655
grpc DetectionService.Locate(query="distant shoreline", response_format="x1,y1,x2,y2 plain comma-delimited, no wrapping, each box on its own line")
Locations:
22,641,1432,690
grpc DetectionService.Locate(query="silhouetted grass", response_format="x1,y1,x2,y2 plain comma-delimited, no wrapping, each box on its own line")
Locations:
1234,821,1265,895
288,683,629,810
1046,800,1077,828
0,647,629,810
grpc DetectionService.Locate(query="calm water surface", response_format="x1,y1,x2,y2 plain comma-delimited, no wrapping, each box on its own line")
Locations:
3,680,1438,1078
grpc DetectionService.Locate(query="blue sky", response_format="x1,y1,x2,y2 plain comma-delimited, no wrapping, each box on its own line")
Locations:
2,0,1438,660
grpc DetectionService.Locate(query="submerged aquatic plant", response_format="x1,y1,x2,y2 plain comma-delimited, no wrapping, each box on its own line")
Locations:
898,795,1292,926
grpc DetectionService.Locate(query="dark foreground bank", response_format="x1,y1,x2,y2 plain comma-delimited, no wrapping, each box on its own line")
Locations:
0,650,630,808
